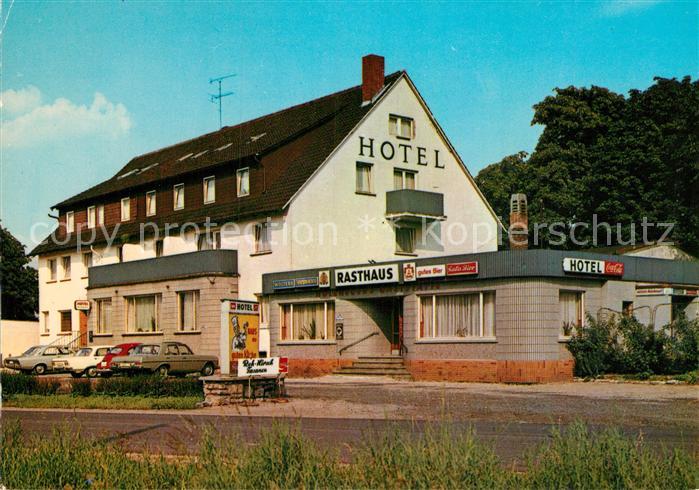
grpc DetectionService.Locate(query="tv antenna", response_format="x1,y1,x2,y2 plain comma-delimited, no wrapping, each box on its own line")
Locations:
209,73,236,129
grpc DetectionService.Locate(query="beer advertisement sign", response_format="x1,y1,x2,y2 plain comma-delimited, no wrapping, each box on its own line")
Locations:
220,300,260,374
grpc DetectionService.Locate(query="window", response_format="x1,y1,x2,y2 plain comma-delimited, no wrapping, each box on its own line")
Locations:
82,252,93,277
60,310,72,333
95,298,112,334
117,245,123,263
173,184,185,210
121,197,130,221
254,222,271,253
42,311,49,334
395,227,416,254
280,302,335,341
394,169,416,190
87,206,96,228
356,162,373,194
178,343,193,355
419,292,496,339
389,115,414,139
125,294,161,332
61,256,71,280
237,168,250,197
560,291,583,337
178,291,199,331
66,211,74,233
197,231,220,251
155,239,164,257
47,259,57,281
97,205,104,225
146,191,156,216
203,176,215,204
165,344,180,355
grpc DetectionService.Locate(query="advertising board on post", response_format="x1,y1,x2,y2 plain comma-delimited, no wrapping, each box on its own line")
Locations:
220,299,260,375
237,357,289,377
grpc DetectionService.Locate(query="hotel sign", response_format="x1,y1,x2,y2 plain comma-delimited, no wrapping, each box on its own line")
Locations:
335,264,399,287
563,258,624,277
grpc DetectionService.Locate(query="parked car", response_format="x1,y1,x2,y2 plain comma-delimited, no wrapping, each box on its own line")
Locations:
51,345,113,378
3,345,73,375
96,342,142,377
110,342,218,377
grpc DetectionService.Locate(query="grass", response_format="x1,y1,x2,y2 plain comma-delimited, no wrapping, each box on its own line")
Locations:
1,420,696,489
2,394,201,410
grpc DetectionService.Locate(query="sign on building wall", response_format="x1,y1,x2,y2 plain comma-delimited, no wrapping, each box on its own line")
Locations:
403,263,416,282
237,357,288,377
563,258,624,277
446,261,479,276
272,276,319,290
74,300,91,311
416,264,446,279
335,264,399,287
220,299,260,375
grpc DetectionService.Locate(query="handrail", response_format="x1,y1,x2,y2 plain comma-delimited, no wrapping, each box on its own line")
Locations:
339,332,379,355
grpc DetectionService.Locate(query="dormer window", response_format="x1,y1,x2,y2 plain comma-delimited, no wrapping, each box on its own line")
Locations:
173,184,185,210
237,168,250,197
65,211,74,233
203,176,215,204
389,115,414,140
146,191,156,216
87,206,96,228
97,205,104,225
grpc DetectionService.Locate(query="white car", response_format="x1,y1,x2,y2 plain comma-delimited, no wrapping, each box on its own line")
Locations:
52,345,113,378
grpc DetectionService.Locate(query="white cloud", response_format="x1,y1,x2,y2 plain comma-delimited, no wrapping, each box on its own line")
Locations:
1,88,131,149
599,0,661,17
1,85,42,117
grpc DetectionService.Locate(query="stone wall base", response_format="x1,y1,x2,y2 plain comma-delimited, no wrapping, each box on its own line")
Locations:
406,359,574,383
285,358,573,383
201,375,286,406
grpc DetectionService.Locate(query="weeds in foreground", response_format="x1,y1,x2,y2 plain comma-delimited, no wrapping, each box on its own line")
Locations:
1,420,696,489
2,394,201,410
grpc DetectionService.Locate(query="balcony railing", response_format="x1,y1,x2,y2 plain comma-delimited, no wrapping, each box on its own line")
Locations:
386,189,445,221
88,249,238,288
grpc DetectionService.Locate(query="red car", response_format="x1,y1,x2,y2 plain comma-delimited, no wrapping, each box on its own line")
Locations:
97,342,142,377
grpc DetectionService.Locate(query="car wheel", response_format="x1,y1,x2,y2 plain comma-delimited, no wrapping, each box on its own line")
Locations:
157,365,169,377
201,363,215,377
70,371,83,378
85,367,98,378
33,364,47,375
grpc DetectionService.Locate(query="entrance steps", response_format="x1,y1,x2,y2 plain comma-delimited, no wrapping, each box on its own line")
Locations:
334,356,412,379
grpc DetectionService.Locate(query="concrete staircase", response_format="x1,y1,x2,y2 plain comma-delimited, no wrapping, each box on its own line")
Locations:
334,356,412,379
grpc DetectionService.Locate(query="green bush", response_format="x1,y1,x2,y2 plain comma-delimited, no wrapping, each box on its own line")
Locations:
93,375,202,397
567,315,699,377
70,378,92,397
1,371,60,398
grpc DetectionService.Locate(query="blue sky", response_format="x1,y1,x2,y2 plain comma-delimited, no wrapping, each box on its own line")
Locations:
1,1,697,249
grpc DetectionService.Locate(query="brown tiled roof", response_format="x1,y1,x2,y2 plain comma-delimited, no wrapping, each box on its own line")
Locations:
31,71,404,256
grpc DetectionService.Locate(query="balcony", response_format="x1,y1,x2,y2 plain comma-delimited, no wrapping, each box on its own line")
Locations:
88,250,238,289
385,189,446,222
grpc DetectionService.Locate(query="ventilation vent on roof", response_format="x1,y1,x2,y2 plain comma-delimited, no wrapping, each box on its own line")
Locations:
216,143,233,151
178,153,194,161
116,169,139,180
248,132,267,143
193,150,209,158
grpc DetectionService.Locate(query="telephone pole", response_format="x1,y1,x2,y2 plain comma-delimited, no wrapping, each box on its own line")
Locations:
209,73,236,129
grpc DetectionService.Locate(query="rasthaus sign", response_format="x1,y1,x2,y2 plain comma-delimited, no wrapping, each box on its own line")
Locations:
335,264,399,287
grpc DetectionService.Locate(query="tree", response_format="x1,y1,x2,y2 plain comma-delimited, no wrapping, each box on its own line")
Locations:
1,224,38,320
475,76,699,255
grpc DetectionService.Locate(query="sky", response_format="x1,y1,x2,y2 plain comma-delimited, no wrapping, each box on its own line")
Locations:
1,0,697,251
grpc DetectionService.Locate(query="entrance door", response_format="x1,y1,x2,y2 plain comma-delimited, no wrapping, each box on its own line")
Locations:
390,298,403,355
79,311,88,347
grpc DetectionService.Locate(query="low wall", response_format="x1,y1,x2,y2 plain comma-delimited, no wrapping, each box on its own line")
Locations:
285,358,574,383
1,320,40,362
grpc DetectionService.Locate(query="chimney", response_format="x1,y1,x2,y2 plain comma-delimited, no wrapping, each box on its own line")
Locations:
509,193,529,250
362,54,385,102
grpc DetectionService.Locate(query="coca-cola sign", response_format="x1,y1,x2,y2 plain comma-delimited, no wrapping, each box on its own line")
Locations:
446,261,479,276
563,258,624,277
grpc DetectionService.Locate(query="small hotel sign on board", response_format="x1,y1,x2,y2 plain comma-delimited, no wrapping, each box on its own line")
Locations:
563,258,624,277
446,261,479,276
335,264,399,287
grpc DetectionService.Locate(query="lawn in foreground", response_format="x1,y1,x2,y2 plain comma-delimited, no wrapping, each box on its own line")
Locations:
1,420,696,489
3,394,201,410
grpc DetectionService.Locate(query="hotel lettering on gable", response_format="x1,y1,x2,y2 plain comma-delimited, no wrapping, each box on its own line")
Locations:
29,54,699,383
